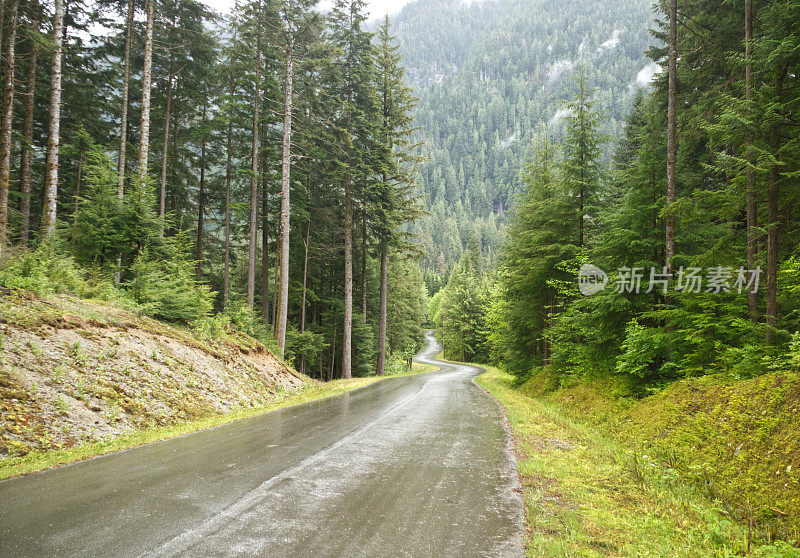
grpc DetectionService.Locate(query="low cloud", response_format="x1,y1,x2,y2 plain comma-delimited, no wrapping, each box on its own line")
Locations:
547,59,575,83
549,107,574,128
636,62,661,86
597,30,621,53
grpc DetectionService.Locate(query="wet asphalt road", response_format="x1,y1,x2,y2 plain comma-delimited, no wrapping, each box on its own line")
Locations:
0,332,523,557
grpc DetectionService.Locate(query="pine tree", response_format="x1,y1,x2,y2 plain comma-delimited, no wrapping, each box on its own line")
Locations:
117,0,133,197
560,66,606,248
0,0,19,251
328,0,377,378
40,0,66,241
136,0,155,184
665,0,678,274
18,0,41,246
374,16,422,375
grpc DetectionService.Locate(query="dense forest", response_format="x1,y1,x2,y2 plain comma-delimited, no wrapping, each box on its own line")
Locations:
426,0,800,538
0,0,427,379
433,0,800,392
388,0,655,291
1,0,800,550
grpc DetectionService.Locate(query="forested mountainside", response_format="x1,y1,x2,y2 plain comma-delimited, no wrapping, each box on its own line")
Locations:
387,0,655,285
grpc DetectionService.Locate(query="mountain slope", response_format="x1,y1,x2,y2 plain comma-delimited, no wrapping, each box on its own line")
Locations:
389,0,657,282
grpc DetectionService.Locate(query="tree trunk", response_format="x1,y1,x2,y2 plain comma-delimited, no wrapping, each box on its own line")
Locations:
0,0,19,251
268,182,278,325
276,19,293,355
117,0,133,196
744,0,758,322
159,48,174,219
137,0,154,184
0,0,5,68
18,4,39,246
765,69,785,344
665,0,678,275
300,221,309,333
342,175,353,379
223,67,234,310
376,242,388,376
330,322,337,381
73,151,84,224
299,220,310,374
166,83,181,235
196,104,207,278
40,0,66,242
247,0,262,308
766,162,778,343
272,222,279,327
361,212,368,324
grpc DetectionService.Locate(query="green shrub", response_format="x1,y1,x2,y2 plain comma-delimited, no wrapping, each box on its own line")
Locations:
127,252,213,322
285,327,326,368
383,352,412,375
224,299,270,341
191,313,232,340
0,245,90,297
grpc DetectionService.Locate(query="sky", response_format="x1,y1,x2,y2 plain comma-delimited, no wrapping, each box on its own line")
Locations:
204,0,414,21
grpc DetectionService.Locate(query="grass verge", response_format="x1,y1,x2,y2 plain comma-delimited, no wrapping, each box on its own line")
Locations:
0,376,378,482
475,365,799,557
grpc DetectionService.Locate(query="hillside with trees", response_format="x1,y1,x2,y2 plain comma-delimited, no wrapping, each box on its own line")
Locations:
387,0,655,289
1,0,800,552
431,0,800,545
0,0,426,381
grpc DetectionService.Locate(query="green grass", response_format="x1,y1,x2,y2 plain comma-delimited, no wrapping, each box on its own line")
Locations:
475,366,800,557
400,360,439,375
0,376,379,481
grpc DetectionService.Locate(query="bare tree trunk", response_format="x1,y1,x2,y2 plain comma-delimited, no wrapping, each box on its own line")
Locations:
137,0,154,184
361,212,367,324
262,184,270,323
276,16,293,354
159,54,174,219
0,0,19,251
665,0,677,275
223,72,234,311
272,224,279,326
330,322,337,381
300,221,309,332
342,175,353,379
765,70,785,344
766,161,779,344
0,0,6,68
39,0,66,242
299,221,310,374
247,0,262,308
117,0,133,196
18,4,39,246
376,242,388,376
196,104,207,278
73,151,84,224
744,0,758,322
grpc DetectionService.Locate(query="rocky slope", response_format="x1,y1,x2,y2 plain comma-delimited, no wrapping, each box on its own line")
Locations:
0,289,305,459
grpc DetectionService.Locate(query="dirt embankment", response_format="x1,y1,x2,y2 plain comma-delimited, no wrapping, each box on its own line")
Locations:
0,291,305,460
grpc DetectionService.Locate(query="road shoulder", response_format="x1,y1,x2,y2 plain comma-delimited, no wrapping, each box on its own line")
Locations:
0,376,379,481
475,365,757,557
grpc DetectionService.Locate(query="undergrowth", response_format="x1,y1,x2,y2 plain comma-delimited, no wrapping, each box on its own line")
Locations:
477,366,800,557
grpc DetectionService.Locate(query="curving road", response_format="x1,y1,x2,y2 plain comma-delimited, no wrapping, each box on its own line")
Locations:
0,331,523,557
